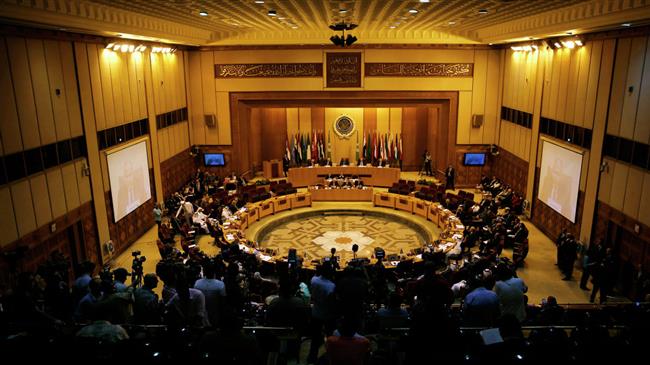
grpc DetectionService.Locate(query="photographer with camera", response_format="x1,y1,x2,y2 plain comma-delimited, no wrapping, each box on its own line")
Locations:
131,250,147,288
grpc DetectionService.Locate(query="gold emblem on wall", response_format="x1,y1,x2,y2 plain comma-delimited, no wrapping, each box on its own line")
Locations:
333,115,356,139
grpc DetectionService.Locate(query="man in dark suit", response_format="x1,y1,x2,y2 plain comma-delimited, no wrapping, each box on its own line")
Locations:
339,158,350,166
445,165,455,190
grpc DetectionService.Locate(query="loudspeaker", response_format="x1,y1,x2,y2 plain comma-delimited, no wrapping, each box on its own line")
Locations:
204,114,217,128
472,114,484,128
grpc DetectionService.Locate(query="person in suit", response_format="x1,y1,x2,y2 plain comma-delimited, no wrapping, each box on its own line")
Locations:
422,150,432,176
282,155,290,176
324,158,333,166
339,158,350,166
357,157,366,166
445,164,455,190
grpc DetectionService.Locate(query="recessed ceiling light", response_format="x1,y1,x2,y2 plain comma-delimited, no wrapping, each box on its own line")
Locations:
278,17,286,20
488,43,493,45
478,9,488,14
268,9,277,16
291,25,298,29
622,23,632,27
409,9,419,14
199,10,208,16
448,21,456,25
339,9,347,14
420,0,430,3
390,25,396,29
255,1,265,3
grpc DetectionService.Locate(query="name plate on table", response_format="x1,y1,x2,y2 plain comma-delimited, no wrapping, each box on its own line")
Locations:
297,196,305,201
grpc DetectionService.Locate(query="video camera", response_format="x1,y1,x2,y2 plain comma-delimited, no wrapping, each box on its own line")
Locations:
131,250,146,287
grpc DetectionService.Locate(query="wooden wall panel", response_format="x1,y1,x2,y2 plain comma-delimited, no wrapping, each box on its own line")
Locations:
0,187,19,247
98,46,116,128
620,37,647,139
457,91,472,144
389,107,402,134
60,40,83,137
86,44,106,132
7,37,41,149
188,51,205,145
376,108,389,133
75,159,92,204
483,50,500,144
363,107,377,133
61,163,81,211
609,161,629,211
299,107,312,132
249,108,262,169
46,168,67,218
490,147,529,195
312,107,325,132
635,37,650,144
10,180,37,237
583,40,603,130
43,40,71,141
26,39,56,145
261,108,287,162
573,44,590,127
29,173,53,228
623,166,644,218
201,51,219,143
286,107,299,136
401,107,418,171
0,37,22,154
563,46,581,125
639,173,650,226
608,38,632,135
161,148,195,199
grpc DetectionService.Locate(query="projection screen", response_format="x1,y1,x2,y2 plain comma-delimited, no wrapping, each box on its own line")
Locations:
107,140,152,222
537,140,583,223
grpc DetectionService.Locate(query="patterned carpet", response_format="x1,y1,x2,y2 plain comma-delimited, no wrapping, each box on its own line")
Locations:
257,211,428,263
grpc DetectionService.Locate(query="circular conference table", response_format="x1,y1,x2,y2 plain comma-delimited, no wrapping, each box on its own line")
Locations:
218,190,464,270
287,166,401,187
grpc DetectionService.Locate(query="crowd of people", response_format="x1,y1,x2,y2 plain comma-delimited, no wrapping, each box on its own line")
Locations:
1,170,649,364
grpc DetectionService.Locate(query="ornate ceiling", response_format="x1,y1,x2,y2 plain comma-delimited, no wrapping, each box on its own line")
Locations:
1,0,649,46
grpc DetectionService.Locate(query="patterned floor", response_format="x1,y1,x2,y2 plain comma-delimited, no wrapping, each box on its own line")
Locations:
257,212,427,263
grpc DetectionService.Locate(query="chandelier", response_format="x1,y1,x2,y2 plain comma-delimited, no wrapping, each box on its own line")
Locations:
329,22,358,47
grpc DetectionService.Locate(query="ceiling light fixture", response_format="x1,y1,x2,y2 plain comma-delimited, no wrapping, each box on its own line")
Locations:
622,23,631,27
420,0,430,3
199,10,208,16
339,9,348,14
329,22,358,47
478,9,488,14
448,21,456,25
390,25,396,29
268,9,277,16
409,9,419,14
255,1,264,4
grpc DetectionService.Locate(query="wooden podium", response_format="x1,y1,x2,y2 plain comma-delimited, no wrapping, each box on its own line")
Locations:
263,160,282,179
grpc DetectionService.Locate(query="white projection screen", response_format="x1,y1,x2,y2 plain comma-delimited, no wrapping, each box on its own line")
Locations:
537,140,583,223
107,140,152,222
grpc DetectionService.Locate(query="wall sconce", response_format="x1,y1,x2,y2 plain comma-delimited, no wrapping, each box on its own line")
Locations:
81,162,91,177
599,161,609,173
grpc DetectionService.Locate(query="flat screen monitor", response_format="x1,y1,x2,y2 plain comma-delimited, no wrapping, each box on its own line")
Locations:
464,153,486,166
107,141,152,222
537,140,583,223
204,153,225,166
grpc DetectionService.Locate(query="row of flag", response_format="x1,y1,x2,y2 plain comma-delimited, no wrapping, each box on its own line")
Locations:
284,131,404,164
362,132,403,163
285,131,329,164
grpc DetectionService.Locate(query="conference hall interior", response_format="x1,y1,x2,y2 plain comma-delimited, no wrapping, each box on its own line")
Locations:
1,1,650,364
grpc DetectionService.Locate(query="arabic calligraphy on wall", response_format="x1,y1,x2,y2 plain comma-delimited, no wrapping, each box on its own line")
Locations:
214,63,323,78
326,53,362,88
365,63,473,77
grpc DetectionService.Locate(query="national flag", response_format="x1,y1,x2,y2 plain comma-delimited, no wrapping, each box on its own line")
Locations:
356,132,360,161
362,133,367,161
285,137,291,161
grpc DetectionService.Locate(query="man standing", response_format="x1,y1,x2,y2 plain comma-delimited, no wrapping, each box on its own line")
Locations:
422,150,432,176
580,239,602,290
445,164,455,190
